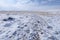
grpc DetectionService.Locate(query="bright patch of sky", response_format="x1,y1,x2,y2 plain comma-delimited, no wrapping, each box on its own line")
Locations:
0,0,60,11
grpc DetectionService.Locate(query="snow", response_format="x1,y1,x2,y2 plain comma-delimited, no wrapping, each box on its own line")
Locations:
0,13,60,40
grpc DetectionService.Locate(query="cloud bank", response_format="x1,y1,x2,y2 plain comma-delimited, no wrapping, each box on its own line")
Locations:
0,0,60,11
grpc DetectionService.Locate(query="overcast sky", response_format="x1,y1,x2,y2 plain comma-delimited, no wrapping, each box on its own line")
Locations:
0,0,60,11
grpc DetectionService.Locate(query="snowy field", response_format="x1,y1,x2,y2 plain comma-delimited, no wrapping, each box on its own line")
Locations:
0,11,60,40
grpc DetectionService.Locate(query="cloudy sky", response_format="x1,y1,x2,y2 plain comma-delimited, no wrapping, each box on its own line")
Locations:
0,0,60,11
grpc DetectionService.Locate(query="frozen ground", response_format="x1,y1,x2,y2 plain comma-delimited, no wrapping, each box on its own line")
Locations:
0,13,60,40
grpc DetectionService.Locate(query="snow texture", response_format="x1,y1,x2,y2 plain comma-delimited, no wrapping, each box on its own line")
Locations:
0,13,60,40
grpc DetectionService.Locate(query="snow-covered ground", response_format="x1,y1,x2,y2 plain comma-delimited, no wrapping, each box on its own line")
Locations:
0,13,60,40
